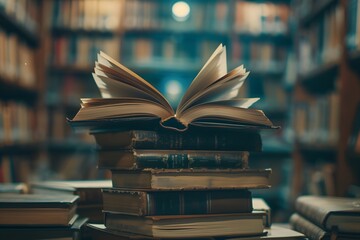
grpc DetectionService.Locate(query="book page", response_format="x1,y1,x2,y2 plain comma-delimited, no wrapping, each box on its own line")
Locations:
176,44,227,114
98,52,173,114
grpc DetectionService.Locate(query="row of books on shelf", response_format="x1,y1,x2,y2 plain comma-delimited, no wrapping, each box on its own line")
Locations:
0,30,36,88
302,162,336,197
0,101,37,145
49,35,288,73
0,0,38,34
49,0,122,32
347,0,360,50
48,0,289,35
297,2,342,74
0,155,32,183
50,36,120,68
292,92,339,145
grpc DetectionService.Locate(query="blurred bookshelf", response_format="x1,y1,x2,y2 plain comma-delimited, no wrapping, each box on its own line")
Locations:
288,0,360,207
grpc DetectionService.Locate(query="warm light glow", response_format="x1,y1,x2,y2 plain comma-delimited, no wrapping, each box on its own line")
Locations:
172,1,190,22
166,80,182,97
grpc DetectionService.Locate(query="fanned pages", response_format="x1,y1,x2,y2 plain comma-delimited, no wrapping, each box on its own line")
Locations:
72,44,274,131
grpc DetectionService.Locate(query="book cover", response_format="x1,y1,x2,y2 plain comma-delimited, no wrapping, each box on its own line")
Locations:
30,180,112,204
69,44,276,132
295,196,360,233
111,168,272,190
102,188,252,216
97,149,249,169
93,129,262,151
0,193,78,226
104,212,266,238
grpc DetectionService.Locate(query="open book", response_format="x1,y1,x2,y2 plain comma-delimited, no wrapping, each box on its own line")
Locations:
71,44,273,131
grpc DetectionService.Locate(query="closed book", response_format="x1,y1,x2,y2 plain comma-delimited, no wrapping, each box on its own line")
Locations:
30,180,112,204
104,212,266,238
92,129,262,151
295,196,360,233
0,193,78,226
102,188,252,216
111,168,271,190
0,217,88,240
98,149,249,169
289,213,359,240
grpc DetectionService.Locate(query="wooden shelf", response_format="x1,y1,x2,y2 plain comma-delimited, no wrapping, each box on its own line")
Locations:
299,0,338,27
51,27,117,37
298,61,339,94
0,9,39,47
0,75,39,102
0,142,41,155
48,65,93,76
46,140,96,153
297,142,337,161
348,50,360,75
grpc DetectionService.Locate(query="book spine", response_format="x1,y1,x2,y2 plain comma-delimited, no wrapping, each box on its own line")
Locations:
133,151,249,169
146,190,252,215
131,131,262,151
290,213,329,240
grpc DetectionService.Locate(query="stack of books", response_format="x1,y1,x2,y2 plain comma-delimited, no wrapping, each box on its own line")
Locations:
69,44,298,239
0,193,87,240
290,195,360,240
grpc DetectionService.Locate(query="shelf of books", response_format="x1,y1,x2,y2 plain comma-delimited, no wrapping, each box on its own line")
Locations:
290,0,360,200
0,0,44,184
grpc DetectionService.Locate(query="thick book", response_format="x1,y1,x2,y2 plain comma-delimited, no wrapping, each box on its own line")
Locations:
93,129,262,151
98,149,249,169
110,168,271,190
104,212,266,238
290,213,359,240
69,44,275,132
0,193,78,226
30,180,112,204
253,198,271,228
295,196,360,233
102,188,252,216
0,217,88,240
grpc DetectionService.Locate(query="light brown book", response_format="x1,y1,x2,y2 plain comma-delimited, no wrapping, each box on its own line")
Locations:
104,212,266,238
110,168,271,190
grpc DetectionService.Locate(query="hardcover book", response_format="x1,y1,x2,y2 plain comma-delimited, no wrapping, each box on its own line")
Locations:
110,168,272,190
290,213,360,240
104,212,266,238
295,196,360,233
93,129,262,151
69,44,275,132
97,149,249,169
0,193,78,226
102,188,252,216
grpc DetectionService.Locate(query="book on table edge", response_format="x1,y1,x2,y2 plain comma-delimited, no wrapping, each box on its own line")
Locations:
110,168,272,190
253,198,271,228
97,149,249,169
0,183,29,194
0,193,78,226
102,188,252,216
69,44,278,132
30,180,112,204
92,129,262,151
295,195,360,233
290,213,360,240
0,216,88,240
104,212,266,238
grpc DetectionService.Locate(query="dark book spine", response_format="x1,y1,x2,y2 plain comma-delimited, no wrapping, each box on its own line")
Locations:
132,131,262,151
133,151,249,169
290,213,329,240
147,190,252,215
